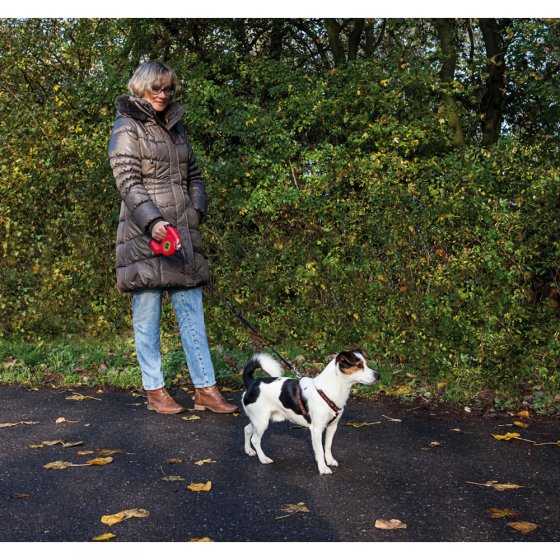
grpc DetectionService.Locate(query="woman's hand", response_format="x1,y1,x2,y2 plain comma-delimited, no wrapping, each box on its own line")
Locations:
151,220,169,242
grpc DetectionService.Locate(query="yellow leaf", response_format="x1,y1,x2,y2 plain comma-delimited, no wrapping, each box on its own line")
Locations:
492,432,520,441
513,420,529,428
97,449,128,456
65,393,101,401
162,476,186,481
43,461,85,470
0,421,39,428
87,457,113,466
181,415,201,422
188,481,212,492
487,508,519,519
190,537,214,542
164,458,183,464
507,521,538,533
465,480,523,491
194,459,216,466
375,518,407,530
512,410,530,418
92,533,117,541
275,502,310,520
101,509,150,526
56,417,77,424
76,450,95,455
344,422,381,428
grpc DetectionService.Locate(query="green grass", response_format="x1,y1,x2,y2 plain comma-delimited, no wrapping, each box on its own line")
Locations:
1,335,559,415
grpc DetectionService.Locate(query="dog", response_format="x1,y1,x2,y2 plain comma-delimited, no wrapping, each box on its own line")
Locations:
241,350,379,474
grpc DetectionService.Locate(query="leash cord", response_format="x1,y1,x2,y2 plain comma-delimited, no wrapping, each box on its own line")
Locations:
205,282,303,378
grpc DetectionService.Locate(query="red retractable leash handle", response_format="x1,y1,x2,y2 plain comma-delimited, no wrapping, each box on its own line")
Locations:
149,225,182,256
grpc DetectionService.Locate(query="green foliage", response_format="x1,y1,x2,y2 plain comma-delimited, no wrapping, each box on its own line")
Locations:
1,19,559,406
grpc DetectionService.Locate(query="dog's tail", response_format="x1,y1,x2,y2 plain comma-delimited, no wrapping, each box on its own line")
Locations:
242,353,283,388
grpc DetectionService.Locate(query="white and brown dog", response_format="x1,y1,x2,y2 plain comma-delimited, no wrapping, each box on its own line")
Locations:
241,350,379,474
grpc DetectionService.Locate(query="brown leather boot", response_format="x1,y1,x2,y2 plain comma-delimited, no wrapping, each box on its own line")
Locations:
146,388,185,414
194,384,238,414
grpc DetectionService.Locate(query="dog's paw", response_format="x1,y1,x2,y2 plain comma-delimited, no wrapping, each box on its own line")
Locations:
259,456,274,464
326,458,339,467
319,465,333,475
245,448,256,457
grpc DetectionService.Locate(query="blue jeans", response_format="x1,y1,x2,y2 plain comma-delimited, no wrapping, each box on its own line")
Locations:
132,287,216,390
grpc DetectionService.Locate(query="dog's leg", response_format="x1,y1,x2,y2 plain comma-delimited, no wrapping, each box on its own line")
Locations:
324,417,341,467
244,423,256,457
250,419,274,464
310,425,332,475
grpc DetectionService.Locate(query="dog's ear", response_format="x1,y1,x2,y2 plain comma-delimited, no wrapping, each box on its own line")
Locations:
351,348,368,358
336,351,360,370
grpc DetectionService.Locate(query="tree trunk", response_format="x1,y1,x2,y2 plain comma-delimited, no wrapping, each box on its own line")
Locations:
348,18,365,61
325,19,347,66
269,19,285,61
479,18,509,148
434,18,465,147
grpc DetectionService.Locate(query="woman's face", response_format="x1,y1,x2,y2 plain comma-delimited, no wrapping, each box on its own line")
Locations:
142,78,174,112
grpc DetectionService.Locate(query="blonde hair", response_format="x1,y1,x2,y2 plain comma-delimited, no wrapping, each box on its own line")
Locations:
127,60,181,98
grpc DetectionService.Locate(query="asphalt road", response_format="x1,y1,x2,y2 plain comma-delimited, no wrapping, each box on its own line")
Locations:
0,385,559,542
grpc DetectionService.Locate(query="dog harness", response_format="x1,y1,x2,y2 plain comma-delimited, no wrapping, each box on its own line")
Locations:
297,383,341,425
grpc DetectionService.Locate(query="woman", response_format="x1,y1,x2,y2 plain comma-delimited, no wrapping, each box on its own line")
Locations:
108,60,237,414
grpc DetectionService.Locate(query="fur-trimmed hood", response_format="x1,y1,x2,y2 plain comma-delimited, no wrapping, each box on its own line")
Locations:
115,94,185,131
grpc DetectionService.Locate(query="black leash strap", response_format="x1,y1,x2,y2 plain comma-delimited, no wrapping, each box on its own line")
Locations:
205,282,303,378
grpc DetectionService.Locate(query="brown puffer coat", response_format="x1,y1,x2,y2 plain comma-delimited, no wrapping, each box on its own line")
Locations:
108,95,210,292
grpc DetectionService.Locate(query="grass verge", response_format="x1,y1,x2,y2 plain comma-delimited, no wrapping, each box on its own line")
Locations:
1,335,559,415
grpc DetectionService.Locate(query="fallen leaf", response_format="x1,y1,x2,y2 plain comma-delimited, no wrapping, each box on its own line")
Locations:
187,481,212,492
512,410,530,418
194,459,216,466
428,441,443,447
162,476,186,482
189,537,214,542
492,432,520,441
465,480,523,491
181,415,201,422
76,450,95,455
0,421,38,428
345,421,381,428
55,417,78,424
43,461,87,470
42,439,65,446
10,493,31,500
275,502,310,520
164,458,183,465
87,457,113,466
66,393,101,401
92,533,117,541
62,441,84,448
220,387,233,392
375,518,407,530
487,508,520,519
101,508,150,526
97,449,128,457
464,406,472,413
507,521,538,533
513,420,529,428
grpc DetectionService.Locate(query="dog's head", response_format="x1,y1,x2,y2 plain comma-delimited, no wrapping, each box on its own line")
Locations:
335,349,379,385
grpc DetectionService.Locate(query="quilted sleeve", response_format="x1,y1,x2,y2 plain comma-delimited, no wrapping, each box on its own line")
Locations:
108,117,164,233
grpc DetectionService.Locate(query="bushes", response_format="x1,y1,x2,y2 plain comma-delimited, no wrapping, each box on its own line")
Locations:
0,31,558,400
